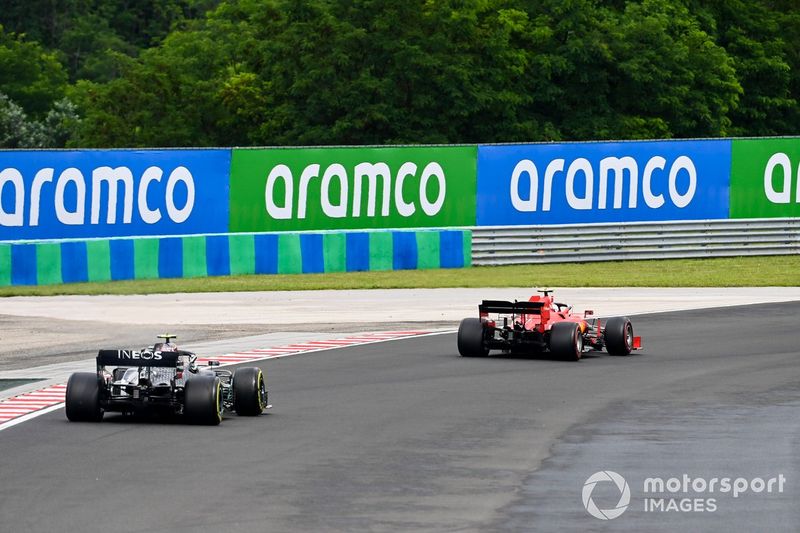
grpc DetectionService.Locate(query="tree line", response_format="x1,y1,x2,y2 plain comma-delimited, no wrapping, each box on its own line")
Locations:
1,0,798,148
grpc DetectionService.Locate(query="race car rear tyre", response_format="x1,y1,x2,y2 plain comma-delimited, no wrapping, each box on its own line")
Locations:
184,375,223,425
605,317,633,355
65,372,104,422
549,322,582,361
458,318,489,357
233,367,267,416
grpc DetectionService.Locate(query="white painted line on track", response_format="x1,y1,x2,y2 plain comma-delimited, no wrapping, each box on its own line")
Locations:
0,329,452,433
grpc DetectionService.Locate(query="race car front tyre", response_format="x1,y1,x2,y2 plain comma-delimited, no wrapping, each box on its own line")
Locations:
605,316,633,355
233,366,267,416
65,372,104,422
184,375,223,425
458,318,489,357
549,322,582,361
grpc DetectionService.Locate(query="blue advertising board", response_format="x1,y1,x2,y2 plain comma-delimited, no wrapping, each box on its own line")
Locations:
0,149,230,241
477,140,731,225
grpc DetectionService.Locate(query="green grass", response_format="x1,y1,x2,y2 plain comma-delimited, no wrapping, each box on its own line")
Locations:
1,256,798,297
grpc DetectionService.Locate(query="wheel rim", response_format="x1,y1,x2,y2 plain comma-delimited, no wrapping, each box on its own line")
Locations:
625,324,633,349
575,330,583,358
215,381,222,422
257,373,267,410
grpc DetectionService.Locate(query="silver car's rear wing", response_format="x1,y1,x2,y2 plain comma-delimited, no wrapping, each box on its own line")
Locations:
96,349,185,368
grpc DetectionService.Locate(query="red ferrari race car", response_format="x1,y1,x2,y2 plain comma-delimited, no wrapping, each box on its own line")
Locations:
457,290,642,361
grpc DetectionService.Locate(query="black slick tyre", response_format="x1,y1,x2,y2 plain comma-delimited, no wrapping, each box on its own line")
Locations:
458,318,489,357
233,367,267,416
605,316,633,355
65,372,104,422
184,375,222,425
549,322,582,361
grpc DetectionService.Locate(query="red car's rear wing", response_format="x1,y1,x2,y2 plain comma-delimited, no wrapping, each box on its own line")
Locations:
479,300,545,315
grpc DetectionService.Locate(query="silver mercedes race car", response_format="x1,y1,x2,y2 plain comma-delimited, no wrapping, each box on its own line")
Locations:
65,335,270,425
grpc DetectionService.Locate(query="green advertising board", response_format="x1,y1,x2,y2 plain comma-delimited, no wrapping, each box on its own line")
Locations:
731,138,800,218
229,146,477,231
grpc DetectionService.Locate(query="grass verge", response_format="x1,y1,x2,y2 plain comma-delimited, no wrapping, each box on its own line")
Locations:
1,256,798,297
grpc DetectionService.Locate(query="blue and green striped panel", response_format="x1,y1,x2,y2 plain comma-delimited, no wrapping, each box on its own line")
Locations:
206,235,230,277
87,240,111,282
11,244,38,285
0,244,11,286
323,233,346,273
229,234,255,276
0,229,472,286
36,243,62,285
61,242,88,283
134,239,159,280
368,232,393,271
182,236,207,278
278,233,302,274
110,239,134,280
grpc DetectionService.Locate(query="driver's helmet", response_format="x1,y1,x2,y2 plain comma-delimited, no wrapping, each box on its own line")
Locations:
154,342,178,352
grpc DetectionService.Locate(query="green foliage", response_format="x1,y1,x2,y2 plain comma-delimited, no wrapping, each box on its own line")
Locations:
239,0,553,144
0,92,31,147
608,0,741,138
0,27,69,117
0,1,221,81
690,0,799,136
0,92,80,148
2,0,800,147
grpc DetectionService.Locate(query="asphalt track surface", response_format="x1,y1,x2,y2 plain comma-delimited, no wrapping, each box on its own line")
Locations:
1,302,798,532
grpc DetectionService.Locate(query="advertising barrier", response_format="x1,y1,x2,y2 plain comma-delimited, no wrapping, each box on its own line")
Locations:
0,149,231,241
1,137,798,285
228,146,477,232
731,138,800,218
476,140,731,225
0,229,471,286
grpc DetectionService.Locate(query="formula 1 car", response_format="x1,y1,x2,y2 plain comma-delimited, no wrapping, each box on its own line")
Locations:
65,335,270,425
458,290,642,361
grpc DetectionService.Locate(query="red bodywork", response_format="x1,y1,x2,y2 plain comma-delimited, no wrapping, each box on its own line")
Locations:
481,294,589,333
476,292,642,354
521,294,586,333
